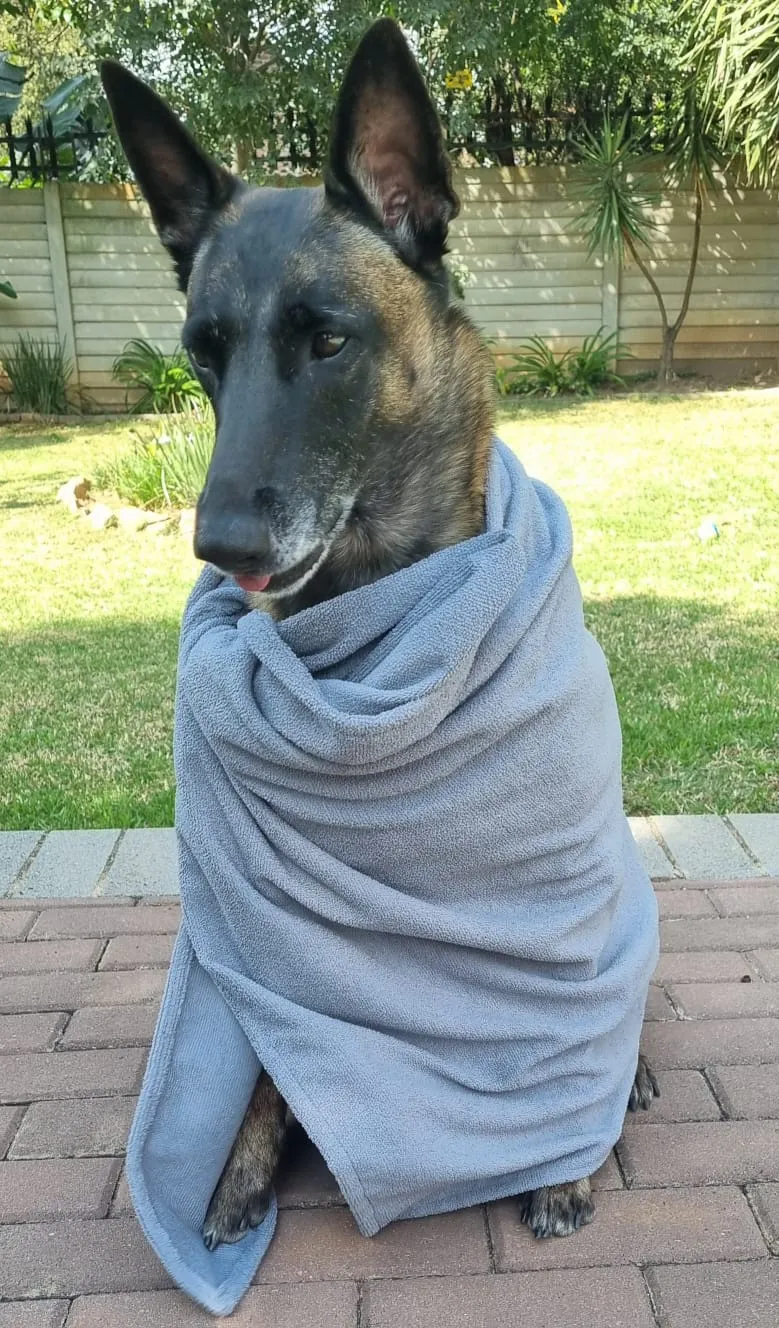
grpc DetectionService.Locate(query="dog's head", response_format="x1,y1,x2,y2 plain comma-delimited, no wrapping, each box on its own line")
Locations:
102,19,489,605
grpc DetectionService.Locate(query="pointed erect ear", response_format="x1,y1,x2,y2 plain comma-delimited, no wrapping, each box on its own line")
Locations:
100,61,239,288
324,18,459,268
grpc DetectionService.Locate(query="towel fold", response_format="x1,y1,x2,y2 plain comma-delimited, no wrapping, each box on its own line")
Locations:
127,439,659,1315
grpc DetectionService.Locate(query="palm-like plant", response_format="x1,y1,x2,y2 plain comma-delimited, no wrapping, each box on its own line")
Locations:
576,98,722,386
686,0,779,187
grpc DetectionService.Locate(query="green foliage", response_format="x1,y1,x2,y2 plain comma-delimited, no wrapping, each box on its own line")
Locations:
573,97,723,383
112,339,205,414
685,0,779,187
497,330,626,398
5,2,687,176
445,253,473,300
2,335,72,413
0,278,17,298
576,114,659,266
96,401,214,509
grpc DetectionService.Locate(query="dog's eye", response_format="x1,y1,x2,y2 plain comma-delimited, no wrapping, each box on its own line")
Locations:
311,331,347,360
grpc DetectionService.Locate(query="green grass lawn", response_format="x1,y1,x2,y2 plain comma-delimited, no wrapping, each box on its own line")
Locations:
1,389,777,828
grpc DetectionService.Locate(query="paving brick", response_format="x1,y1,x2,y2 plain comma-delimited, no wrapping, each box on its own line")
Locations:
643,1017,779,1068
0,896,134,909
0,968,166,1014
0,939,103,976
0,1046,146,1103
651,815,761,880
750,949,779,980
276,1131,344,1209
591,1150,623,1189
28,903,180,940
0,1304,69,1328
99,933,175,970
669,982,779,1019
488,1186,766,1271
728,813,779,876
709,1065,779,1120
14,830,119,899
710,884,779,916
10,1095,137,1159
110,1166,133,1215
645,985,676,1020
0,1217,172,1298
0,1105,25,1157
628,817,676,879
657,891,717,919
0,1156,120,1221
365,1268,656,1328
653,950,759,984
255,1206,490,1284
0,830,43,894
103,828,179,897
66,1283,358,1328
661,916,779,952
629,1069,721,1124
0,1012,67,1054
0,909,35,941
647,1261,779,1328
59,1003,158,1050
617,1121,779,1187
748,1183,779,1252
653,876,770,891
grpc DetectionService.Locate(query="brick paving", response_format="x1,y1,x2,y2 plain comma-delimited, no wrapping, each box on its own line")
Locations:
0,880,776,1324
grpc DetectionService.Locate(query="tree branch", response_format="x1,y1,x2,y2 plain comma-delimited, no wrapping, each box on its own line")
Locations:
625,230,669,333
671,175,703,336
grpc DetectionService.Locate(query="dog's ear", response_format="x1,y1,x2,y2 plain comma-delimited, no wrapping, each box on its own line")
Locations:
100,61,238,287
325,18,459,267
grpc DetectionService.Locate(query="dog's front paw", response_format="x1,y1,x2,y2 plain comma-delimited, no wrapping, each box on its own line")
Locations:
202,1164,272,1250
628,1053,660,1112
518,1178,594,1239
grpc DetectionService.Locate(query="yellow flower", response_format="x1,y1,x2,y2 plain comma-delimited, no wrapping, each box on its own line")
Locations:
445,69,474,91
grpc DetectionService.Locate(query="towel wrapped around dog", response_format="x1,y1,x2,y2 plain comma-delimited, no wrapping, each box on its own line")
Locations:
127,439,659,1315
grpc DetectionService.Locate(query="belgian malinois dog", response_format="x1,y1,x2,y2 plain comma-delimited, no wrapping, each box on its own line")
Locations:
101,17,657,1251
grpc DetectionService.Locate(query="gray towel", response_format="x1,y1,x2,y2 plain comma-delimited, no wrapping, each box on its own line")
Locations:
127,440,658,1315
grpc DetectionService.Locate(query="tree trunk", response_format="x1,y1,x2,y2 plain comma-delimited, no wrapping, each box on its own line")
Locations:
233,139,253,175
624,174,703,388
660,177,704,385
657,327,677,385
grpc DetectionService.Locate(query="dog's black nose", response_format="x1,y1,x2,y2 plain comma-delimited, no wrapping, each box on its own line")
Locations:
194,509,274,573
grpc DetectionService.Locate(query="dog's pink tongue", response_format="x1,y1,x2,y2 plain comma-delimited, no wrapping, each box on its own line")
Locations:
234,573,271,593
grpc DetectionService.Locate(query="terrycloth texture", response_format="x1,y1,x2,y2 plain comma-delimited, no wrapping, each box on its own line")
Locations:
127,440,659,1316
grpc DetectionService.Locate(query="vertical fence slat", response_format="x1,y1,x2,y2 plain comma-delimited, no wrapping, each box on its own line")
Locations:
43,180,80,389
602,251,620,342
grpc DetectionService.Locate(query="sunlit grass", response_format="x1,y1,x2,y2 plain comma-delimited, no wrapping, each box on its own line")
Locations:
1,388,777,827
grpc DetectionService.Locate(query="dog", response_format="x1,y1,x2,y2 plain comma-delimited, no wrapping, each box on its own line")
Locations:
101,16,658,1251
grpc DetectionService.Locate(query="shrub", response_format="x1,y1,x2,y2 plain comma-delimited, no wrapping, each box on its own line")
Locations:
2,336,72,414
112,338,205,413
0,279,17,300
567,331,630,396
96,400,214,510
497,330,628,397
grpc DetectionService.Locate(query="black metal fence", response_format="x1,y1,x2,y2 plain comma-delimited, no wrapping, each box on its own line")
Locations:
1,116,107,184
1,89,673,184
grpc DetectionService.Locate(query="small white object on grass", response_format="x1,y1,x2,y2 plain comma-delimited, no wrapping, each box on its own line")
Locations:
697,518,720,542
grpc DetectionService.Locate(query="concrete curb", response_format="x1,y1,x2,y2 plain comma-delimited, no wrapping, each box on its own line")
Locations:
1,815,777,899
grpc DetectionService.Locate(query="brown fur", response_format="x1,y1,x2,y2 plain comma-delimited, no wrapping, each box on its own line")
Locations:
101,18,657,1253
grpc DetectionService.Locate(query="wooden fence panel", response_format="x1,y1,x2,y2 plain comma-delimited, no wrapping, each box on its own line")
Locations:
1,169,777,407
